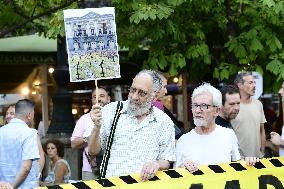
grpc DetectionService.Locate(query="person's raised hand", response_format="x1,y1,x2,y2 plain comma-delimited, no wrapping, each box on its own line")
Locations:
90,104,102,128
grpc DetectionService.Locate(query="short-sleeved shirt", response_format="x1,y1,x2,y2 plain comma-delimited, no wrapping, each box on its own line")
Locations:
231,99,266,157
174,125,240,167
0,118,40,189
71,113,96,172
100,101,176,178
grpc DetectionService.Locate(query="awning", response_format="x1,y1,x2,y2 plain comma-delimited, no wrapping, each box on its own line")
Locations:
0,34,57,52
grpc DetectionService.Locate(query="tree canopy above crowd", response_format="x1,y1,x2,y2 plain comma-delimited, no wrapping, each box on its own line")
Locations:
1,0,284,91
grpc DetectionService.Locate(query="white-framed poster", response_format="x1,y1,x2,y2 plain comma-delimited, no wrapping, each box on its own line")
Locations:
64,7,120,82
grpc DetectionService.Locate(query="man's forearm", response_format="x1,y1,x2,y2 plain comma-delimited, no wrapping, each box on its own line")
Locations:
88,127,101,155
71,138,86,149
260,124,266,153
12,160,32,189
37,136,45,173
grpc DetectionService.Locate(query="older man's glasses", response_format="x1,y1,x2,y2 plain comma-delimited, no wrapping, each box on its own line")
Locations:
191,103,217,110
129,87,148,97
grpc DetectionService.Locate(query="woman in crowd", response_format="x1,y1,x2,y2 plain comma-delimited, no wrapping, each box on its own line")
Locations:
41,139,71,186
4,104,15,124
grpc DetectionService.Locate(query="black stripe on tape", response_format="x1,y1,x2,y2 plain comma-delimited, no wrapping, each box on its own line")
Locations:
46,185,63,189
253,161,266,169
192,170,204,175
96,178,116,187
229,163,247,171
164,170,182,178
72,182,92,189
270,159,284,167
119,175,138,184
208,165,225,173
148,176,160,181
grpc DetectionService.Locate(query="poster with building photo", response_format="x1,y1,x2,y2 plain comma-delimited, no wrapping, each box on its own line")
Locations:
63,7,120,82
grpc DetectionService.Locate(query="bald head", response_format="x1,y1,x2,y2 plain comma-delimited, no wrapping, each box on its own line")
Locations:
134,70,161,93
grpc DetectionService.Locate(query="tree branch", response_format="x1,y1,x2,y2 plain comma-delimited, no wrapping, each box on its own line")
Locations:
0,0,78,38
10,0,30,20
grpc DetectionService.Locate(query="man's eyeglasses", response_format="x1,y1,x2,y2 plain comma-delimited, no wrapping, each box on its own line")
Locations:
191,103,217,110
129,87,148,97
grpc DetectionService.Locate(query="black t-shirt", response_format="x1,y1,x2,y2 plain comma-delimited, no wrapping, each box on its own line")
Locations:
215,116,233,129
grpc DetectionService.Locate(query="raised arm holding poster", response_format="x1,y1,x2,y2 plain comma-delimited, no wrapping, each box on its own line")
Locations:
63,7,120,82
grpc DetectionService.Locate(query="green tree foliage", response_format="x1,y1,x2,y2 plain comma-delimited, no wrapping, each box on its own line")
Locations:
112,0,284,90
0,0,77,37
1,0,284,91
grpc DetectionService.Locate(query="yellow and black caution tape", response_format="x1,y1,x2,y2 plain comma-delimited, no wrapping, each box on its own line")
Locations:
36,157,284,189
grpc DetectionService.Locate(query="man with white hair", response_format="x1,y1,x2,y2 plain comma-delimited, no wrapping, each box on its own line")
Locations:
88,70,175,181
174,83,258,172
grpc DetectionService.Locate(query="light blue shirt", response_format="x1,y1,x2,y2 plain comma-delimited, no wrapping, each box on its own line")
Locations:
0,118,40,189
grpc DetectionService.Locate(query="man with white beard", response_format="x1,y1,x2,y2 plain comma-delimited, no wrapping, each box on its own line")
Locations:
174,83,258,173
88,70,175,181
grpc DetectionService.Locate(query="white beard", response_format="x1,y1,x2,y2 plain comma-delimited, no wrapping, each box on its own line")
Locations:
194,118,208,127
127,96,153,117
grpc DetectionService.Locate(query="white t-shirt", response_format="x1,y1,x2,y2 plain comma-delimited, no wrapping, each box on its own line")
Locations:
280,126,284,156
174,125,240,167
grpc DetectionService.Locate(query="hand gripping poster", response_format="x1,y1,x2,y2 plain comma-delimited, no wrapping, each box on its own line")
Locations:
63,7,120,82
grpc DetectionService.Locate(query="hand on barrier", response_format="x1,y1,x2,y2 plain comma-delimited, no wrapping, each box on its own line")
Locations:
244,157,260,166
181,160,199,173
140,161,160,182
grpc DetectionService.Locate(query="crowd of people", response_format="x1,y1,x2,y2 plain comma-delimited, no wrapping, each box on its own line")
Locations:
0,69,284,188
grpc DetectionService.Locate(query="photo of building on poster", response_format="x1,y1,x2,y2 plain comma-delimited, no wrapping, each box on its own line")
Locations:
63,7,120,82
